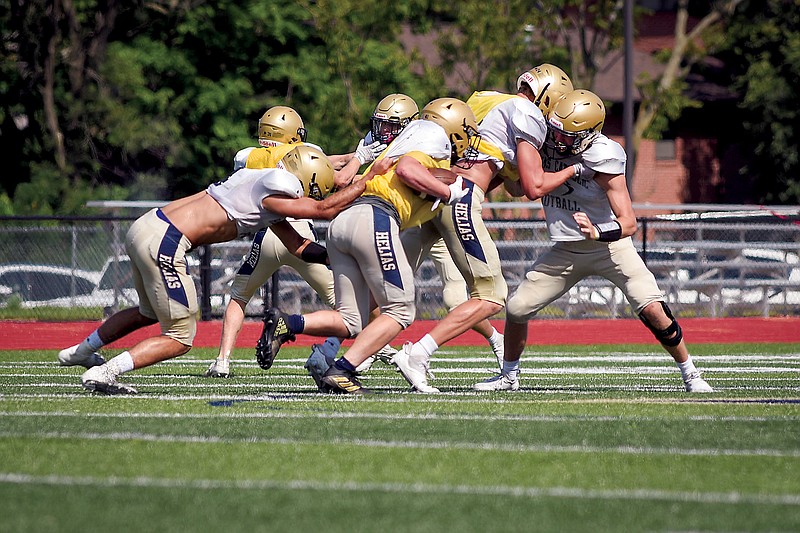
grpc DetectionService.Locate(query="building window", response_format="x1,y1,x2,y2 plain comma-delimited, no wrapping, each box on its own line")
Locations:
655,139,676,160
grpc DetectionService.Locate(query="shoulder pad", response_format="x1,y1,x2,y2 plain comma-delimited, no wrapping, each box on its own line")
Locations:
507,99,546,149
385,121,451,160
582,135,626,175
233,147,256,171
258,167,304,198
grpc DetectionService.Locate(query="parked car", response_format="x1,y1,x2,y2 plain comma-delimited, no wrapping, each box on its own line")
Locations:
0,264,101,308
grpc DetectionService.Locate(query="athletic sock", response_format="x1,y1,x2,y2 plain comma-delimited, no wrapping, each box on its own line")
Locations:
503,360,520,380
677,356,698,380
86,330,104,351
286,314,305,334
334,357,357,373
76,330,104,356
108,351,134,376
411,334,438,359
318,337,341,359
488,328,503,346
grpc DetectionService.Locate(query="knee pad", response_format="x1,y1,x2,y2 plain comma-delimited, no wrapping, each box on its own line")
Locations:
639,301,683,347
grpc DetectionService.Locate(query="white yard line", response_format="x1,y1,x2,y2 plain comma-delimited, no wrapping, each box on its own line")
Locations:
0,472,797,506
4,381,800,394
3,387,800,400
4,410,797,423
0,429,798,459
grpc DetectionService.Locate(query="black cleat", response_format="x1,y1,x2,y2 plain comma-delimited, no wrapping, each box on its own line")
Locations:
321,365,371,395
255,308,296,370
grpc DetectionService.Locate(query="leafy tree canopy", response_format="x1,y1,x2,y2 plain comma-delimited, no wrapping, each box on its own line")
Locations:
0,0,796,213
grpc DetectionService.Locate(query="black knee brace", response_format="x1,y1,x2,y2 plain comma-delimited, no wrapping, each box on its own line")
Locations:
639,301,683,347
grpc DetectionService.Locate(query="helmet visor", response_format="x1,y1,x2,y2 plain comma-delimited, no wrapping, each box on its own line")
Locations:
371,118,404,144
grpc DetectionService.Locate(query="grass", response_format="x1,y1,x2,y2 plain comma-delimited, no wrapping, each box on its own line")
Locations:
1,342,799,532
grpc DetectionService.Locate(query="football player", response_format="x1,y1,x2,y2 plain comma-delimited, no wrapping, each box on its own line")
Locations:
473,89,714,393
257,97,479,394
304,93,422,375
391,64,582,392
203,105,385,378
58,146,393,394
355,94,506,374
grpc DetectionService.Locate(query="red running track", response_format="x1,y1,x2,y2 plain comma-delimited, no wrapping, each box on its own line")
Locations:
1,317,799,350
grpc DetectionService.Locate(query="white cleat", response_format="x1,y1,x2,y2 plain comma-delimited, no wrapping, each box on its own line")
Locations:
490,333,504,372
355,354,376,374
390,342,439,393
204,358,230,378
684,371,714,393
473,373,519,392
375,344,396,365
81,364,137,395
58,343,105,368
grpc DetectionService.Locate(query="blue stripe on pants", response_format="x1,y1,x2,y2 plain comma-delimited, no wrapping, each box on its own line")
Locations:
449,181,487,263
372,206,403,290
156,209,190,308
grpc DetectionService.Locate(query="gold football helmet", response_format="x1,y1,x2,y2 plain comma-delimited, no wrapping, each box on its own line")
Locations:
517,63,574,114
546,89,605,155
281,145,335,200
258,106,308,146
371,93,419,144
420,97,481,167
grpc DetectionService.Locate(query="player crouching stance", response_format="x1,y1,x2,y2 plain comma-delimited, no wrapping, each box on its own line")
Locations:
474,90,713,394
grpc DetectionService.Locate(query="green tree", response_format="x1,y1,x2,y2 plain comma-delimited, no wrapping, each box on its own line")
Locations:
711,0,800,203
634,0,744,150
431,0,626,95
0,0,443,213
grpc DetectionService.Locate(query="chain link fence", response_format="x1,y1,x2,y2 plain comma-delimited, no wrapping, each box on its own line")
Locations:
1,205,799,321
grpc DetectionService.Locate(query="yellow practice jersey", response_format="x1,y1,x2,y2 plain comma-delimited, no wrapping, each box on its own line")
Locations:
465,91,512,178
244,144,297,169
467,90,518,123
364,150,451,230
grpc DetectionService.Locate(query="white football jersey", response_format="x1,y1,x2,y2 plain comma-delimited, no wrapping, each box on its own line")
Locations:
477,94,547,168
383,120,451,161
539,134,627,241
207,167,303,237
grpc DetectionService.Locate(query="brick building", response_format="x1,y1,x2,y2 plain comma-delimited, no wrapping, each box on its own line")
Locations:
400,5,745,209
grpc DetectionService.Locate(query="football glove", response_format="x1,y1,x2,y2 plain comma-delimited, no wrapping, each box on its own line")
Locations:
432,175,468,210
354,139,387,165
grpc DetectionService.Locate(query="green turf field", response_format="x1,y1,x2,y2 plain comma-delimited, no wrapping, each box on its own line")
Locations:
1,343,799,532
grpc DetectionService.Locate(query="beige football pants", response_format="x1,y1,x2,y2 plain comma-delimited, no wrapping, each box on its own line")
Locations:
229,219,335,307
506,237,665,322
125,208,198,345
